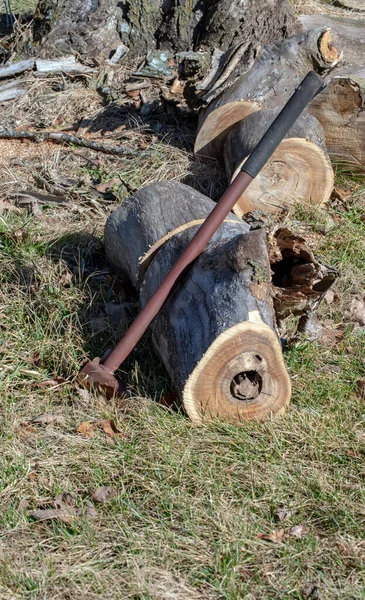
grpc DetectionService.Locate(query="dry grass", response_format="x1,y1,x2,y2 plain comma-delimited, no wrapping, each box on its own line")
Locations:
0,68,365,600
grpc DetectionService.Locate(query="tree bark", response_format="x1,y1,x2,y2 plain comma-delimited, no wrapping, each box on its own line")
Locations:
33,0,294,62
104,180,245,288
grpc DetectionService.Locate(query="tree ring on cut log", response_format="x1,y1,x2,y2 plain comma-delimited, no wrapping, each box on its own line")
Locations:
194,100,261,158
229,137,334,216
183,321,291,423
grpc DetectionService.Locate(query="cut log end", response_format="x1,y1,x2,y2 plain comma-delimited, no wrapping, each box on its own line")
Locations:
183,321,291,423
319,30,339,65
230,138,334,216
194,100,260,158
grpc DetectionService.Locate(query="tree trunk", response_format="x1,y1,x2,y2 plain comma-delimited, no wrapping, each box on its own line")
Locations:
224,110,333,216
33,0,294,62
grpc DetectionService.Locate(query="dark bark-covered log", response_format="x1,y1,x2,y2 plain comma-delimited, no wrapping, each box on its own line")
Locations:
224,110,334,216
33,0,294,62
195,28,340,160
104,182,336,421
104,181,245,288
140,222,291,423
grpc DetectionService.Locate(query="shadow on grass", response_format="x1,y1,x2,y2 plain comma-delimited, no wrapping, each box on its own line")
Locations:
44,230,175,401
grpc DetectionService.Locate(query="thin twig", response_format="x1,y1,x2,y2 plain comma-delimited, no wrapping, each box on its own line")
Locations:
0,128,140,157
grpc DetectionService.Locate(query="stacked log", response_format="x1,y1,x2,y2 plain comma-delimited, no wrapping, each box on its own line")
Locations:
195,29,340,216
297,16,365,166
105,181,336,422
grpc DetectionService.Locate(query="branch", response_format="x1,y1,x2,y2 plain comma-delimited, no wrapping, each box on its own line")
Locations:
0,129,140,157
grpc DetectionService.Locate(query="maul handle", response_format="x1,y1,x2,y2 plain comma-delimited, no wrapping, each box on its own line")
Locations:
102,71,324,373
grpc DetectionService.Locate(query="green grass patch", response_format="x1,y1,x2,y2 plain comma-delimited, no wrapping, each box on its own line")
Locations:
0,171,365,599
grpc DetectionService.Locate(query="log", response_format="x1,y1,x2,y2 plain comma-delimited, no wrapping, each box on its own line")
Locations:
224,110,334,216
296,15,365,65
0,79,27,102
195,28,340,160
35,56,94,75
309,66,365,165
104,182,336,420
104,180,246,288
296,16,365,165
0,59,34,79
140,223,291,422
104,181,290,422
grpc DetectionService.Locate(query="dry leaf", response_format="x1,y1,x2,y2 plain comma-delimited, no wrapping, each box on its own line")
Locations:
289,525,303,538
60,269,73,287
0,198,21,214
28,471,37,481
36,376,67,389
91,486,116,504
77,419,123,439
302,584,319,599
257,529,285,544
95,177,121,194
98,419,124,438
274,508,292,522
347,296,365,326
18,422,37,441
54,493,77,509
31,413,59,425
77,387,91,404
347,449,360,458
29,507,80,523
77,421,95,438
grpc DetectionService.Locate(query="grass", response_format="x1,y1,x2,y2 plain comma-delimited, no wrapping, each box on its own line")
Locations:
0,81,365,599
